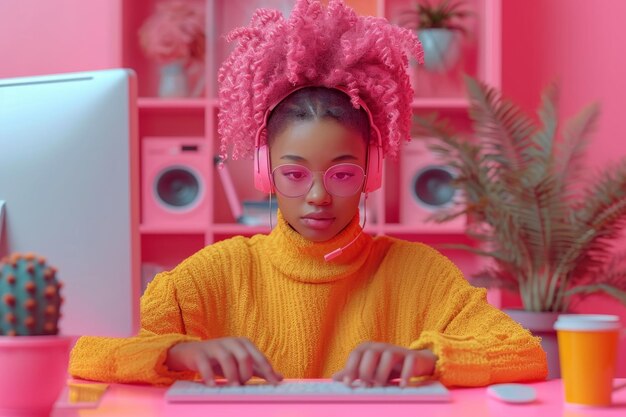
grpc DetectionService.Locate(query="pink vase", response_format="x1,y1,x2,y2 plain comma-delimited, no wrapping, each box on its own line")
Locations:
504,309,562,379
0,335,72,417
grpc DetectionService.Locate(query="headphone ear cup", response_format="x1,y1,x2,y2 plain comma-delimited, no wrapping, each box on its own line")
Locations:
364,143,382,192
254,144,273,193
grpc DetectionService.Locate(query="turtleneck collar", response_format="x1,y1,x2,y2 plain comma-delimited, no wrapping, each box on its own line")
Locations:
263,210,373,283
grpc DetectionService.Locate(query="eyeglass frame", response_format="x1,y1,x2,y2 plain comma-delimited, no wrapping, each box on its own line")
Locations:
270,162,367,198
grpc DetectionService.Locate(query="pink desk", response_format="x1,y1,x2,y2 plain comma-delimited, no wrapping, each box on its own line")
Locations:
52,379,626,417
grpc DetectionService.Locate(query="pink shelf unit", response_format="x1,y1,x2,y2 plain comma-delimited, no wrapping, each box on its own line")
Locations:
138,98,207,109
121,0,501,283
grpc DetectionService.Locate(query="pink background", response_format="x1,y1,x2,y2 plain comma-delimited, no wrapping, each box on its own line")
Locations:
1,0,625,375
502,0,626,374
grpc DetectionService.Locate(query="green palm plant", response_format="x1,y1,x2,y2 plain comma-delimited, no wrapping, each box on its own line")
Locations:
414,75,626,312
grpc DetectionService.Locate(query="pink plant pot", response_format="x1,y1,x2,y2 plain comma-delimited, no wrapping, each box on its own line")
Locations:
0,335,72,417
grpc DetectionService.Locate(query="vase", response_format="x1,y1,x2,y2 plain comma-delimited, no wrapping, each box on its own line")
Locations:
158,60,189,98
504,309,562,379
417,28,462,73
0,335,72,417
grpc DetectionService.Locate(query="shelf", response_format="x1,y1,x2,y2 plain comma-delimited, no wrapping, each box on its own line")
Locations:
411,98,469,110
139,224,207,235
138,98,207,109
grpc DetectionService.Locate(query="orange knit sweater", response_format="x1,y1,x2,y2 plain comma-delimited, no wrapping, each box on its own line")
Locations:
69,212,547,387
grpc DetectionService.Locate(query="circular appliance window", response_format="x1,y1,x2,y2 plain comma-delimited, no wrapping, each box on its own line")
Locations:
154,166,203,211
412,166,456,208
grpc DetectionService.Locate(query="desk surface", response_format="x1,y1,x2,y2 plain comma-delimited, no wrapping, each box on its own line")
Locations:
52,379,626,417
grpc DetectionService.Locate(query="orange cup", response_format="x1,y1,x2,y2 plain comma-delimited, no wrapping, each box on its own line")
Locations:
554,314,623,407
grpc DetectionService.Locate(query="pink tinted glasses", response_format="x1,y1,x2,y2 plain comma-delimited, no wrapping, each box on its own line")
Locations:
271,163,365,197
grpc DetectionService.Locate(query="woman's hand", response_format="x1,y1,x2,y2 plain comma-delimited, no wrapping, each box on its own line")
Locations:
165,337,283,386
332,342,437,387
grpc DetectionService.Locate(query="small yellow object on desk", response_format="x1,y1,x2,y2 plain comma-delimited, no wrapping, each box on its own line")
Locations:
67,382,109,404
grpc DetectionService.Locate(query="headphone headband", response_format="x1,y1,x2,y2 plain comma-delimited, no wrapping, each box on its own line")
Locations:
254,85,382,149
253,85,383,194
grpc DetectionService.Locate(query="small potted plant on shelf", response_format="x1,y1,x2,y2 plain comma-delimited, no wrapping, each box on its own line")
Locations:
413,75,626,378
0,253,70,416
397,0,472,72
138,0,206,98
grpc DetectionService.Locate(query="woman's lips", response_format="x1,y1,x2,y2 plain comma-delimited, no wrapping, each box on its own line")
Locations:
301,217,335,230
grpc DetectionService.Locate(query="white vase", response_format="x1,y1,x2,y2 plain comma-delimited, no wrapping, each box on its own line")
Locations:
417,28,462,73
158,60,189,98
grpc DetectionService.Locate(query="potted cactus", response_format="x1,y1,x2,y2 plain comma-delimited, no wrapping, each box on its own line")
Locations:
0,252,71,417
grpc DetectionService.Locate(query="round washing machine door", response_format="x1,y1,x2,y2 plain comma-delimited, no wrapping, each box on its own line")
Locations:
412,166,456,208
154,165,203,211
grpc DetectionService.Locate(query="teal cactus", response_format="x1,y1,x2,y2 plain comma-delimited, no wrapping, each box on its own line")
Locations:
0,253,63,336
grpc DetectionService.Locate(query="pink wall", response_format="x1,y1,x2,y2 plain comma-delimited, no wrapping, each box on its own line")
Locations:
502,0,626,167
0,0,122,79
2,0,625,375
502,0,626,376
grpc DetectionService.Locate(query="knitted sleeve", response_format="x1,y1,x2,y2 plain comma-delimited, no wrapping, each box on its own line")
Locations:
68,267,202,385
408,252,548,387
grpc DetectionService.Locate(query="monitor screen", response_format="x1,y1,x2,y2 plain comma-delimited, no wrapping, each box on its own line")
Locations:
0,69,140,337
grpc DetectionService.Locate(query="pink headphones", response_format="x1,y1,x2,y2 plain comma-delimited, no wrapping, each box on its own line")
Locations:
253,85,383,194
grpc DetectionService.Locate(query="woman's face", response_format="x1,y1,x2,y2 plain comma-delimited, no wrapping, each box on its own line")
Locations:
269,118,367,242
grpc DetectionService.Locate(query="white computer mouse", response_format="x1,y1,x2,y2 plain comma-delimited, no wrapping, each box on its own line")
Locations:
486,383,537,404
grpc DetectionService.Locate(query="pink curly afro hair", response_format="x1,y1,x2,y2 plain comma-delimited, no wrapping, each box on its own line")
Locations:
217,0,423,161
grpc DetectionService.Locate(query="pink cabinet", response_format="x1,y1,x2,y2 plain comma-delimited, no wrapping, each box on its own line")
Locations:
0,0,502,296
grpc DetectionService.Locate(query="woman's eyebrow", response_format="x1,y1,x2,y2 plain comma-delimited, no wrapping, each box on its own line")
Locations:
332,155,358,162
280,155,307,162
279,154,359,162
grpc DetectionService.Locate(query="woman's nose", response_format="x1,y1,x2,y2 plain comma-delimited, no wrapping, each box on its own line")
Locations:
306,174,331,205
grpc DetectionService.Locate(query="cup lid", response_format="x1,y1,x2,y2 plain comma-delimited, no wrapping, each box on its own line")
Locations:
553,314,621,331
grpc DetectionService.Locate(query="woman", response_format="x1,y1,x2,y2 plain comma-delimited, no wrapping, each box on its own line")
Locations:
69,0,547,388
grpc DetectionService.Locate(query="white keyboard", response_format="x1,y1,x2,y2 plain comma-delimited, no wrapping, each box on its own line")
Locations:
165,379,450,403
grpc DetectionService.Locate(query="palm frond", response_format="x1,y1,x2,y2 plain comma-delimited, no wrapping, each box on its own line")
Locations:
572,161,626,281
470,267,519,291
557,102,600,201
464,75,536,177
577,253,626,289
523,84,558,187
565,284,626,306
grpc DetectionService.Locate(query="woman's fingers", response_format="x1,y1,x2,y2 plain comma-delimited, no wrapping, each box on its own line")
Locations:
373,349,398,386
195,353,216,386
221,338,255,384
357,348,383,386
339,345,366,385
167,338,282,386
212,345,241,385
334,343,438,387
399,352,417,387
238,337,283,384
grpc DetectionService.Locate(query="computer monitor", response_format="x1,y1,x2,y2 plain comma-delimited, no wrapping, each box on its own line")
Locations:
0,69,140,337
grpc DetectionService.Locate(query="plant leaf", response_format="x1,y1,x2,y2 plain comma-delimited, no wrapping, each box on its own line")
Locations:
571,161,626,282
564,284,626,306
558,102,600,200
